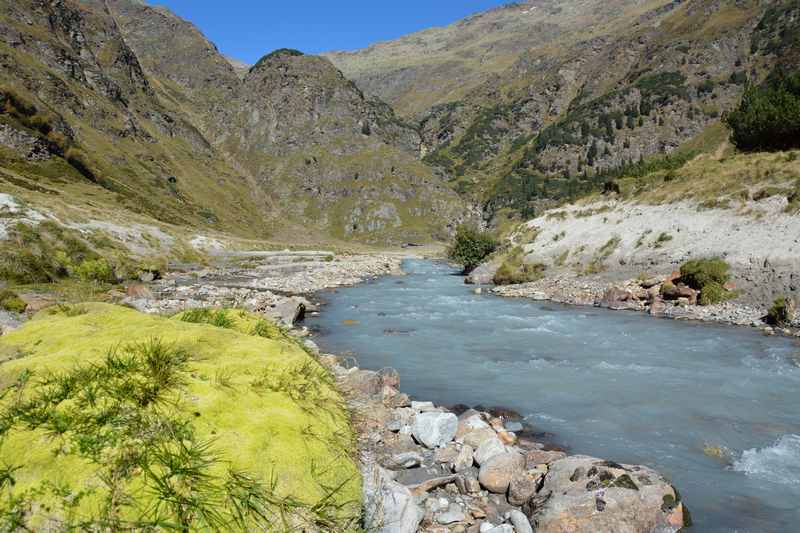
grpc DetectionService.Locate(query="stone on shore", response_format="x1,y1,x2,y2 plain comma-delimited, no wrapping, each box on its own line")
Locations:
474,436,507,465
413,411,458,448
534,455,686,533
478,451,526,493
363,465,423,533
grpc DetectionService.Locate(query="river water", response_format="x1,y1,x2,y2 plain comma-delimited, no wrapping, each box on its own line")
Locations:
309,259,800,532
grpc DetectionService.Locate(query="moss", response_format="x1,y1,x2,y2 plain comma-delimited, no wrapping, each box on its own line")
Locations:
0,289,26,313
610,474,639,490
493,247,547,285
0,304,360,529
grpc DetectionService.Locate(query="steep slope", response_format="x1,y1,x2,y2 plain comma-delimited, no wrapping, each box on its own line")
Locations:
0,0,266,236
0,0,466,246
324,0,668,119
328,0,799,225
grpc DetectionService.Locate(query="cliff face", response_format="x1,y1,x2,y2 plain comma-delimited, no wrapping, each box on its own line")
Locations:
0,0,467,244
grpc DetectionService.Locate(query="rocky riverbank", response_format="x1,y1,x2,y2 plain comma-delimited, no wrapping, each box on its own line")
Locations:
322,353,688,533
490,271,800,338
1,250,692,531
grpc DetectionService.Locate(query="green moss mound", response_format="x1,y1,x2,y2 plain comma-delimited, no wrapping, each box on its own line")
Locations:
679,257,735,306
0,304,360,530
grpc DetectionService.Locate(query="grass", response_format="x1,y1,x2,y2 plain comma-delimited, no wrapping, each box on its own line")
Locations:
584,236,621,274
679,257,736,305
0,289,26,313
0,304,360,530
493,247,547,285
653,232,673,248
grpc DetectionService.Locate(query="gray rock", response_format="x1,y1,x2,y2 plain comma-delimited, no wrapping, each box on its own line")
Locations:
412,411,458,448
462,427,498,449
411,400,436,412
386,408,415,432
271,296,307,326
478,451,525,493
363,465,423,533
507,509,534,533
482,524,513,533
465,259,501,285
453,444,474,472
437,505,467,524
508,465,547,506
474,436,507,466
385,451,423,470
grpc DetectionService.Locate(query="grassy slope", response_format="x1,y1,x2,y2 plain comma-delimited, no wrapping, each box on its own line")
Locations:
0,304,360,529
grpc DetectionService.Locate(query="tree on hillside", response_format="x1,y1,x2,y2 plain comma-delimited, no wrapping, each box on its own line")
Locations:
725,68,800,151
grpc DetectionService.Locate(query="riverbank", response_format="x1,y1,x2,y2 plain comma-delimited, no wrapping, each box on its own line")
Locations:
490,271,800,338
1,251,690,531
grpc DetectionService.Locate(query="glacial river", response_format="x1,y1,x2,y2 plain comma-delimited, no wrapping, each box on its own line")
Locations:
309,259,800,532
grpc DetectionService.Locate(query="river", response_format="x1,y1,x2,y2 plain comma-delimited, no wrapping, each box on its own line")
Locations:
309,259,800,532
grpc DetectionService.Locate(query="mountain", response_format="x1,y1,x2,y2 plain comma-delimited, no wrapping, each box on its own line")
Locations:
0,0,466,245
328,0,800,223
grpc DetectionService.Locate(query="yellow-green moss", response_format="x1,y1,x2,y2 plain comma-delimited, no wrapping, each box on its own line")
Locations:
0,303,360,529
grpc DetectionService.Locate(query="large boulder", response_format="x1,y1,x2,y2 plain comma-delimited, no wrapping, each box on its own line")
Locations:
363,465,424,533
270,296,307,325
534,455,687,533
412,412,458,448
478,451,525,493
465,259,501,285
474,436,507,465
508,465,547,506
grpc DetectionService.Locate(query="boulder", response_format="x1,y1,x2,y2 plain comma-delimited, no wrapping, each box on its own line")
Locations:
453,444,474,473
465,259,501,285
413,412,458,448
434,444,460,464
478,451,525,493
462,428,497,449
599,287,631,308
386,408,415,432
363,465,423,533
525,448,567,467
639,277,662,289
474,436,507,466
271,296,307,325
385,451,423,470
411,400,436,412
661,283,697,304
457,413,491,439
507,509,534,533
437,504,467,525
340,369,383,397
508,465,547,506
534,455,686,533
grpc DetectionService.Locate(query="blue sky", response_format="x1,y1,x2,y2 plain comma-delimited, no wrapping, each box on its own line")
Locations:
149,1,510,64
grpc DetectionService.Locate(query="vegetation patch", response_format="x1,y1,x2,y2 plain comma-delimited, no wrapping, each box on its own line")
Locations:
447,225,498,273
584,236,621,274
679,258,735,305
493,247,547,285
766,296,796,326
0,289,26,314
0,304,360,530
725,69,800,152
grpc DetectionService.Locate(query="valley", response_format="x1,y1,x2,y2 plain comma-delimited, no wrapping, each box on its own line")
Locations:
1,0,799,531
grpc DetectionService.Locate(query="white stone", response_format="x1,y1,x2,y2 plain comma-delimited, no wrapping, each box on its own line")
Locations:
474,436,507,465
411,400,436,412
363,465,423,533
412,412,458,448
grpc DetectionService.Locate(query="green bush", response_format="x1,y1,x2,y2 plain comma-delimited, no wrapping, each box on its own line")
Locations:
73,258,116,283
493,261,546,285
679,258,735,305
0,289,27,313
766,296,795,326
447,225,498,273
724,69,800,151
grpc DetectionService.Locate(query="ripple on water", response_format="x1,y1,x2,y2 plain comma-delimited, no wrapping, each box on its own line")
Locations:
733,434,800,486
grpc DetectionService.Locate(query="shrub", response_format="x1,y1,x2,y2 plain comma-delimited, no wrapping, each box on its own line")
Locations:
493,261,547,285
0,289,27,313
724,69,800,151
447,225,498,273
766,296,795,326
73,258,116,283
679,258,735,305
